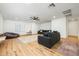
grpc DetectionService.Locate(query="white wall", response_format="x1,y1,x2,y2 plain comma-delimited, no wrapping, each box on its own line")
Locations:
40,22,51,30
31,22,39,34
3,20,39,35
40,18,67,38
0,14,3,33
51,17,67,38
68,18,78,36
78,17,79,38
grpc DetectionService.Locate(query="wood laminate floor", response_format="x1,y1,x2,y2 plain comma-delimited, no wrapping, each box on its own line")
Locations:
0,35,78,56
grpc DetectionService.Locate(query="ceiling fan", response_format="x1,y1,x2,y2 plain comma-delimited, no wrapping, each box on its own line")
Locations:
48,3,55,7
30,16,40,21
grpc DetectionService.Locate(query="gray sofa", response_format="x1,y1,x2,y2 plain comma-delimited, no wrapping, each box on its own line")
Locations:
38,31,60,48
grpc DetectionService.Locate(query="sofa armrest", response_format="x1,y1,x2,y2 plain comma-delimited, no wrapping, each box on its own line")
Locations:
38,36,53,48
38,36,51,44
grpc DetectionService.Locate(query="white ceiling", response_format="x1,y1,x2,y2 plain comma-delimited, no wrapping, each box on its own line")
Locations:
0,3,79,22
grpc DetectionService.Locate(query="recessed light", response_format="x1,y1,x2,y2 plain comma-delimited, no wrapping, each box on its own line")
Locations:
53,16,56,19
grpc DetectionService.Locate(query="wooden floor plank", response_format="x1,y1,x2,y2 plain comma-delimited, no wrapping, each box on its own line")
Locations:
0,35,78,56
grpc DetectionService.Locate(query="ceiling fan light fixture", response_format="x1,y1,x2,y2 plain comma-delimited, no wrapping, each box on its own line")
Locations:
48,3,55,8
30,16,40,21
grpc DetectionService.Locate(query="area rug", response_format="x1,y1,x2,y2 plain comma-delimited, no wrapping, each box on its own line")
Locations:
16,35,37,43
56,39,79,56
16,38,32,43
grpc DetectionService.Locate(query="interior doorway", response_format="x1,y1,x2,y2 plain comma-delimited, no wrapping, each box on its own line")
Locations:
66,17,78,38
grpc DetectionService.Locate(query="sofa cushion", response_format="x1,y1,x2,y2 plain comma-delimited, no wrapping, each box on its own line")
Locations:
43,32,53,37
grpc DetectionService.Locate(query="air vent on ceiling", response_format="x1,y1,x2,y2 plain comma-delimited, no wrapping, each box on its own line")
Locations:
63,9,72,16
